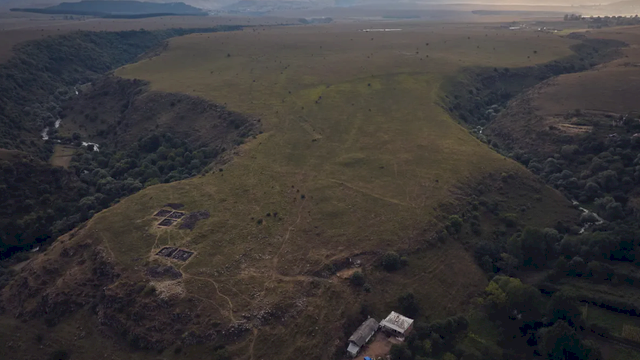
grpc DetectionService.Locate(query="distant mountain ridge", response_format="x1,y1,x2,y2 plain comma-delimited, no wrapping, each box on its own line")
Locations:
11,0,208,17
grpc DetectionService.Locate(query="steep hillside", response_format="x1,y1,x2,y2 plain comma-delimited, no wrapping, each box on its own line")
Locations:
0,23,584,360
485,26,640,198
0,26,251,259
58,76,257,150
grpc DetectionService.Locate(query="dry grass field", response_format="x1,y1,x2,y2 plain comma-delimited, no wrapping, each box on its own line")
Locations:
0,21,582,360
49,145,75,168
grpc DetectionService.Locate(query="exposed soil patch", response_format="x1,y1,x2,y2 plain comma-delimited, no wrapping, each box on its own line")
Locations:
556,123,593,134
156,247,177,257
155,247,194,262
167,211,185,220
356,332,399,359
336,268,359,279
145,265,182,280
171,249,194,262
179,210,210,230
154,209,172,217
157,218,176,227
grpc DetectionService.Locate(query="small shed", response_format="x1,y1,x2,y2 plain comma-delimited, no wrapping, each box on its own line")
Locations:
347,318,379,357
380,311,414,337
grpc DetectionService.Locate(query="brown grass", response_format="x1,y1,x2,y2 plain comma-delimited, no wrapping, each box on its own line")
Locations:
49,145,74,168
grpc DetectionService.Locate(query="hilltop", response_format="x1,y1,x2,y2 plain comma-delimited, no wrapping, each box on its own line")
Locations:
0,21,586,360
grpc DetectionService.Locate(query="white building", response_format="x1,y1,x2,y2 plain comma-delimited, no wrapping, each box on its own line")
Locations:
379,311,414,337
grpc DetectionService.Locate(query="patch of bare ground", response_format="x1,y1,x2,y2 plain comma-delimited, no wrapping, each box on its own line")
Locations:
555,123,593,134
352,332,399,360
336,267,359,279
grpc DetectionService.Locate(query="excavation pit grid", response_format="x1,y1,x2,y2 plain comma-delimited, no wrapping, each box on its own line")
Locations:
158,218,176,227
157,246,178,257
167,211,186,220
156,247,194,262
154,209,173,217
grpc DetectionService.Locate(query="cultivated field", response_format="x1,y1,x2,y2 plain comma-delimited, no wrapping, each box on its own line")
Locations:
1,21,581,360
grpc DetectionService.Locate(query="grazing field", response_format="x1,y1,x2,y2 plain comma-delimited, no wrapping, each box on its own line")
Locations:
49,145,75,168
1,22,580,360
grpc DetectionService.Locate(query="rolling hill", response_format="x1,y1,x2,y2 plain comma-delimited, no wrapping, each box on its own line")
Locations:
0,22,584,360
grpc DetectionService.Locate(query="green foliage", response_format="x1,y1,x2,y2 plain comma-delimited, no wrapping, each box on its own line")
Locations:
398,292,420,318
47,349,70,360
539,320,582,360
141,284,156,296
447,215,463,234
0,26,241,259
349,271,365,286
486,276,544,321
390,343,413,360
519,227,556,268
382,251,402,271
499,213,518,227
548,291,582,327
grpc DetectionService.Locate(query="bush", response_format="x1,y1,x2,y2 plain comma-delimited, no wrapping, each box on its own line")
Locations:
48,350,70,360
448,215,463,234
382,251,401,271
142,284,156,296
350,271,365,286
580,212,599,224
398,292,420,318
390,343,412,360
499,213,518,228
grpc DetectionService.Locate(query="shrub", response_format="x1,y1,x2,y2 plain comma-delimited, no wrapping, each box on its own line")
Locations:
350,271,365,286
447,215,463,234
499,213,518,228
580,212,599,224
142,284,156,296
398,292,420,318
48,350,70,360
382,251,401,271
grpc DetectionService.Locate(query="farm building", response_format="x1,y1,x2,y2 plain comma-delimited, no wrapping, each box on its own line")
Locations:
347,318,379,357
380,311,414,337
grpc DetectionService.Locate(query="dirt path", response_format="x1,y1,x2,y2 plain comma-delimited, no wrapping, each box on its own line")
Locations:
327,178,410,207
184,274,237,322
